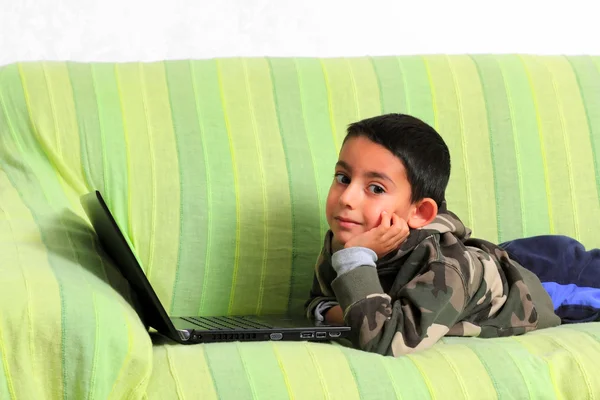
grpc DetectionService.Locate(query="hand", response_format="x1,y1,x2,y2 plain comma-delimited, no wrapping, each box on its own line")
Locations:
324,305,344,324
344,212,409,258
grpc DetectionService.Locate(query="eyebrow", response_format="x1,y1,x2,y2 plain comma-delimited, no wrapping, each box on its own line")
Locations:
335,160,396,187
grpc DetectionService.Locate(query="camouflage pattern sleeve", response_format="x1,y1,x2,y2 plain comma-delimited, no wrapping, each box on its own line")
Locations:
331,262,467,356
304,237,339,320
304,272,337,320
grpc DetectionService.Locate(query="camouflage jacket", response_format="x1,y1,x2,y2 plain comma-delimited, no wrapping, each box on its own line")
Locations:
305,204,560,356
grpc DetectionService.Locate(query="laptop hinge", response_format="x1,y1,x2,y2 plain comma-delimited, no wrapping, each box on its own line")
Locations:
177,329,191,342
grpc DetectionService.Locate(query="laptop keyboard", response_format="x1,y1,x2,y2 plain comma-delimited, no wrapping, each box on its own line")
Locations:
182,316,275,330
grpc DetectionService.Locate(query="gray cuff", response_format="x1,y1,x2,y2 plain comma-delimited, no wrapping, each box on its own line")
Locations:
332,247,378,276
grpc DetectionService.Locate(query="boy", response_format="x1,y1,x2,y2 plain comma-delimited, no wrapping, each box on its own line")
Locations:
305,113,600,356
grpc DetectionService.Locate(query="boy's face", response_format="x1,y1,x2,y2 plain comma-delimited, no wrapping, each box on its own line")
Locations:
326,135,416,247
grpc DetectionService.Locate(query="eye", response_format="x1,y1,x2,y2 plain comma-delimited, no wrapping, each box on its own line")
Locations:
334,173,350,185
368,184,386,195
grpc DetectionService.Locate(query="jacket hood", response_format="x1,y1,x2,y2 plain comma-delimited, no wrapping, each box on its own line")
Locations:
378,201,472,265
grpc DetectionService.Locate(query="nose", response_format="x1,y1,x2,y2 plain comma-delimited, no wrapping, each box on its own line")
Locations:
338,184,360,209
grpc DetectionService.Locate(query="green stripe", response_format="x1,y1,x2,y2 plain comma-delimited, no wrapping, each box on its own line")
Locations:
467,342,531,398
370,56,408,113
397,56,435,127
380,354,431,398
0,350,10,400
565,323,600,342
137,62,181,314
8,64,67,207
112,63,182,315
24,62,139,399
18,63,84,399
114,63,152,271
294,58,337,239
164,60,209,316
269,58,323,315
470,55,523,242
521,55,577,237
319,57,382,145
346,57,382,119
217,58,267,315
568,56,600,214
30,62,86,196
512,331,588,397
544,328,600,393
564,56,600,247
340,346,401,398
243,58,293,315
423,56,470,226
443,337,555,398
145,346,179,397
0,68,23,399
446,56,498,241
146,344,218,398
115,63,181,312
507,339,567,399
236,342,290,398
543,56,599,244
301,343,360,399
65,63,117,285
320,58,360,149
89,64,129,229
190,60,237,316
497,56,551,237
0,66,51,398
15,63,130,399
273,342,330,398
91,289,134,399
66,63,105,193
204,343,254,400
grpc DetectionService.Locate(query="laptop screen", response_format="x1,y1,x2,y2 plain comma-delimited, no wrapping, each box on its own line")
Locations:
80,191,180,339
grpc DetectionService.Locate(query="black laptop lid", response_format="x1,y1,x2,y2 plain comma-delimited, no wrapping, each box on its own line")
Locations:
80,191,180,339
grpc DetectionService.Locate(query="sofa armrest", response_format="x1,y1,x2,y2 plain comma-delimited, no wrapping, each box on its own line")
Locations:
0,208,152,399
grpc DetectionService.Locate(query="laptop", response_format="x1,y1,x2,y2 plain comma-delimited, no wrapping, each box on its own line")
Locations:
80,190,350,344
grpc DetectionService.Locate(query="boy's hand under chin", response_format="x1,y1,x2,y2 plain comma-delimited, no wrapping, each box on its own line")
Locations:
344,211,409,259
326,212,409,325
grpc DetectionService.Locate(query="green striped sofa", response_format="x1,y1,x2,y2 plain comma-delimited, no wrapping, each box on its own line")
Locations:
1,56,600,399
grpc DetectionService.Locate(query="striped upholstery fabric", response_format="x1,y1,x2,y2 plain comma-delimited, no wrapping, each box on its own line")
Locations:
0,56,599,399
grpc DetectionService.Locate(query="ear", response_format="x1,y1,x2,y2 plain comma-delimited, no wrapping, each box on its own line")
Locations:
407,198,438,229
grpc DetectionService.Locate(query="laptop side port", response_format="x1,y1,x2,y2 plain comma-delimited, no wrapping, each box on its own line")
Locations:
328,331,342,338
300,331,315,339
315,332,327,339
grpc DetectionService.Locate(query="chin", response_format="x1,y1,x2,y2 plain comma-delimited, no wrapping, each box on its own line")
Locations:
332,230,353,246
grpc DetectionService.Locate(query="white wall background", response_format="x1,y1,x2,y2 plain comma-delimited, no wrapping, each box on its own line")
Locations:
1,0,598,66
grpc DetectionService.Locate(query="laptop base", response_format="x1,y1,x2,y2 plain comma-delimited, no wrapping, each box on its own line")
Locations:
172,314,349,344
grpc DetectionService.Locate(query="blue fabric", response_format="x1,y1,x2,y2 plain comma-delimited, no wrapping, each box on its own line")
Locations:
500,235,600,323
540,282,600,309
540,282,600,322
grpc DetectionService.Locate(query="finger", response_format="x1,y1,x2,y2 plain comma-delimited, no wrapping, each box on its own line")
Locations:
396,220,410,242
379,211,391,229
383,213,403,238
379,214,396,241
395,217,409,236
395,226,409,244
395,215,408,232
391,213,401,229
386,216,408,243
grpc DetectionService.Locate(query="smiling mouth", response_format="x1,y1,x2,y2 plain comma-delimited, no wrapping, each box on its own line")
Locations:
335,217,361,226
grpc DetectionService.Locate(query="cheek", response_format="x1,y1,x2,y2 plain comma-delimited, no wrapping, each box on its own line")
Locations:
363,205,384,230
325,186,337,217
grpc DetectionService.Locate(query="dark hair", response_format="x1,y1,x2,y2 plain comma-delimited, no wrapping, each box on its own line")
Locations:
344,113,451,207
